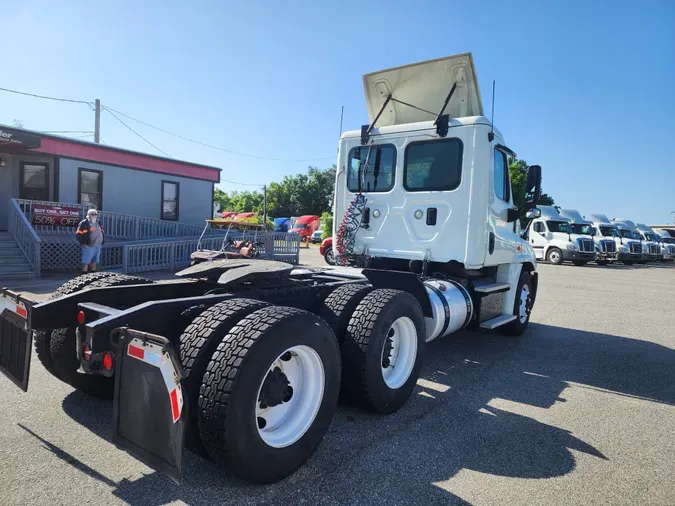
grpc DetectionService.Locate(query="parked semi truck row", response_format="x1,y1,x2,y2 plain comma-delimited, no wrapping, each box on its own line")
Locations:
0,53,543,485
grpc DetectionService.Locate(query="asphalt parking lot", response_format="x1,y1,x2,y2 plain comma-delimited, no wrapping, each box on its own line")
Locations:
1,251,674,506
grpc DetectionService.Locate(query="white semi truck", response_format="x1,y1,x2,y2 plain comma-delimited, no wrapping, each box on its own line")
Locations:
590,214,642,265
559,208,614,265
636,223,668,261
1,53,543,485
655,229,675,261
527,206,595,265
613,219,655,263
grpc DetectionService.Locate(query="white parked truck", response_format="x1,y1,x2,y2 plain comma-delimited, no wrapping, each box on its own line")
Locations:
527,206,594,265
558,208,613,265
636,223,667,261
590,214,642,265
655,229,675,261
613,219,652,263
1,53,543,485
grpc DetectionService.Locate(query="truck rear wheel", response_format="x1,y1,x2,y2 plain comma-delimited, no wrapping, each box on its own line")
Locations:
502,271,533,336
198,306,340,484
320,284,372,344
49,274,153,398
342,289,425,414
546,248,563,265
178,298,270,457
34,272,117,380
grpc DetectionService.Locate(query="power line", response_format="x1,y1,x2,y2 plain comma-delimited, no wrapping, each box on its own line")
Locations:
41,130,94,134
0,86,92,106
102,105,334,163
219,178,264,187
104,108,173,159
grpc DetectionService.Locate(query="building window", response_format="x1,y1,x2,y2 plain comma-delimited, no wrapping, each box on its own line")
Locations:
19,162,50,201
493,149,510,203
347,144,396,193
78,168,103,210
161,181,179,221
404,138,463,191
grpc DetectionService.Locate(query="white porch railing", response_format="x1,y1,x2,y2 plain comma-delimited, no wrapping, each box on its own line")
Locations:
7,199,41,274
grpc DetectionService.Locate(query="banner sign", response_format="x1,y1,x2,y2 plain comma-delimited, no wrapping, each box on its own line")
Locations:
31,204,81,227
0,128,42,149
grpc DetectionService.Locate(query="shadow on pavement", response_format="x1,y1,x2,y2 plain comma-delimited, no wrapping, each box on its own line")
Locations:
37,321,673,505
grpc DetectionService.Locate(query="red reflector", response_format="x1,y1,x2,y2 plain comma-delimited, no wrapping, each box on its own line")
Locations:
102,352,114,371
128,344,145,360
170,388,180,423
77,311,85,325
16,306,27,318
82,344,92,361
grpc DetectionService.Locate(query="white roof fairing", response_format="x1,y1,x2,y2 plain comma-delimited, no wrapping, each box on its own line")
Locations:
363,53,484,127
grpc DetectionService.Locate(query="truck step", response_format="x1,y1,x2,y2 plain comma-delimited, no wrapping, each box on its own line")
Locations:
480,314,517,329
474,282,510,294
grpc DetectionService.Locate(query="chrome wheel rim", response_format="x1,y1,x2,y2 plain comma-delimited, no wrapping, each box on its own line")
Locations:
519,284,531,323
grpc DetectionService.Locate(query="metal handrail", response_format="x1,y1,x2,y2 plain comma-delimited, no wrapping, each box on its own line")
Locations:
8,199,42,274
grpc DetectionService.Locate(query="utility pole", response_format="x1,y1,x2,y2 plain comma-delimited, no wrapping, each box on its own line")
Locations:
94,99,101,144
263,185,267,225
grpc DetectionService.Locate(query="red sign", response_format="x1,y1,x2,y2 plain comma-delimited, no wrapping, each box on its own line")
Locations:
31,204,81,227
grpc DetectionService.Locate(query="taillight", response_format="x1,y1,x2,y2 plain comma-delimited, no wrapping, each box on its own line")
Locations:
102,352,114,371
77,311,85,325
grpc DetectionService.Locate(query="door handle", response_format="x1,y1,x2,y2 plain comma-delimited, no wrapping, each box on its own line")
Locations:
489,232,495,254
426,208,437,226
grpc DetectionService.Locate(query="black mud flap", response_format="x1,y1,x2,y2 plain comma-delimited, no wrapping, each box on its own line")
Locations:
0,292,32,392
112,328,187,484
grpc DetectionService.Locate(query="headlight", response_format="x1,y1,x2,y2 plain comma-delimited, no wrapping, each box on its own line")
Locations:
567,244,578,251
618,245,628,252
642,244,649,253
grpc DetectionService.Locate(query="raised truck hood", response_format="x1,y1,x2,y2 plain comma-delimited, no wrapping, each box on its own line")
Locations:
363,53,483,127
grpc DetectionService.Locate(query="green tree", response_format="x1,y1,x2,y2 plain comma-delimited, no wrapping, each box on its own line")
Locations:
508,158,555,209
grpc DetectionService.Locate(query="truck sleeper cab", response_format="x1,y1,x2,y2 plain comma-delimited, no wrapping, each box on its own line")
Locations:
636,223,665,262
558,208,612,265
612,219,650,264
656,229,675,261
591,214,641,265
528,206,594,265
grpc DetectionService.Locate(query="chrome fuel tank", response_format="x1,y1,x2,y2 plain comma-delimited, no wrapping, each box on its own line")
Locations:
423,279,473,342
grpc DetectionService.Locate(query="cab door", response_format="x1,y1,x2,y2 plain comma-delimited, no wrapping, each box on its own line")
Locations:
530,221,547,259
485,147,521,266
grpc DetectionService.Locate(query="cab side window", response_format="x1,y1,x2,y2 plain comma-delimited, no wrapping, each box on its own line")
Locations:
533,222,545,233
493,149,511,203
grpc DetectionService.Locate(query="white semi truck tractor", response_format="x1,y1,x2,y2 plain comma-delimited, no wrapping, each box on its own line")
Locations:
0,53,544,485
655,229,675,261
636,223,667,262
558,208,614,265
591,214,642,265
527,206,594,265
613,219,654,263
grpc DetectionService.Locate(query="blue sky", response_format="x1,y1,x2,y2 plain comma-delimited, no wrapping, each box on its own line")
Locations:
2,0,673,223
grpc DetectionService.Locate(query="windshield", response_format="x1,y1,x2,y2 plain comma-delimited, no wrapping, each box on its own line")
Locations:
663,238,675,244
599,226,617,237
293,224,308,230
570,224,594,236
618,229,634,238
644,233,660,242
547,221,571,233
631,231,642,240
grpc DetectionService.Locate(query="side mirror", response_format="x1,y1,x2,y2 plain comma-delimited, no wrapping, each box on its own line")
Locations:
506,208,520,223
526,208,541,219
524,165,542,209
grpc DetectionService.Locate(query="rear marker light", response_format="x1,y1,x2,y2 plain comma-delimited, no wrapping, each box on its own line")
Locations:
77,311,85,325
16,306,27,318
102,352,114,371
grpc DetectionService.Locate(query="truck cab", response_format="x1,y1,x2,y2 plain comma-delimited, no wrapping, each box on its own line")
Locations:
558,208,613,265
292,215,320,242
591,214,641,265
333,53,542,335
612,219,648,264
636,223,665,262
528,206,594,265
656,229,675,261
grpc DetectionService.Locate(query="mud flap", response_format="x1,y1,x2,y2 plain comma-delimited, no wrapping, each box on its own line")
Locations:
0,293,32,392
112,328,186,484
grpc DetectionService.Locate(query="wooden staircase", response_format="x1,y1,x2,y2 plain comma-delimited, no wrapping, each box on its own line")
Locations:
0,232,36,281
